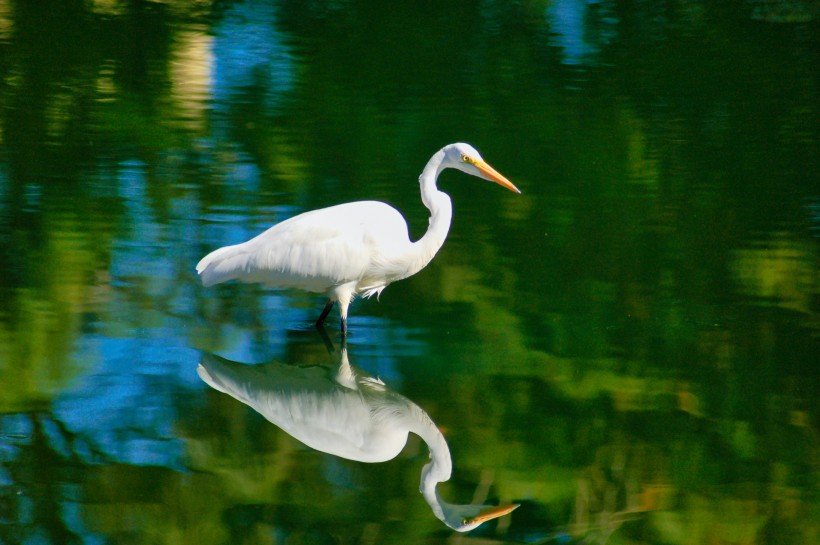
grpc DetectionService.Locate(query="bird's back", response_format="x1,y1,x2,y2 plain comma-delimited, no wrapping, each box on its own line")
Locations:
196,201,413,294
197,356,412,463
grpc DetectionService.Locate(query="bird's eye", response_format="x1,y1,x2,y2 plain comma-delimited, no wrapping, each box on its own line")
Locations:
461,154,475,165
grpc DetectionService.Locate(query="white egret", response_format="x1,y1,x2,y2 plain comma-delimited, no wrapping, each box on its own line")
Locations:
197,350,519,531
196,143,520,335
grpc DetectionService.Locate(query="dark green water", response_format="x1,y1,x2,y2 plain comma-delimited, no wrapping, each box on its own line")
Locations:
0,1,817,543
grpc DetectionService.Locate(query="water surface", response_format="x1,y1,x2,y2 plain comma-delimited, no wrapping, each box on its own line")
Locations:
0,1,817,544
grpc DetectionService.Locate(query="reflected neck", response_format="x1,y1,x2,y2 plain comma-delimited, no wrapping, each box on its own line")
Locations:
412,404,453,521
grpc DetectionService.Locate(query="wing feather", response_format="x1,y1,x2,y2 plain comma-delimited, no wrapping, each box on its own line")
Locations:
196,201,412,294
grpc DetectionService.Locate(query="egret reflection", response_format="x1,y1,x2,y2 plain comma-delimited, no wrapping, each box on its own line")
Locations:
197,349,518,532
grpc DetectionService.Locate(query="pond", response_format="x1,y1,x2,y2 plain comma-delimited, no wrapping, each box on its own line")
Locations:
0,1,817,544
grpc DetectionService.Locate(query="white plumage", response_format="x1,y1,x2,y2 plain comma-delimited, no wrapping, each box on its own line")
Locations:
197,143,520,334
197,349,519,531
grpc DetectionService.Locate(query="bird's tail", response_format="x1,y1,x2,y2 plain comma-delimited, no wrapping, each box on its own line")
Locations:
196,243,247,287
196,363,229,394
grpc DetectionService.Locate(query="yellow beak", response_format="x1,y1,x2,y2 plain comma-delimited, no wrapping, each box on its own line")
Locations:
468,503,520,525
474,159,522,194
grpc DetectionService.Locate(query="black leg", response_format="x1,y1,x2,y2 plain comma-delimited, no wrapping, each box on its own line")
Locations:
340,317,347,337
315,322,336,354
315,299,335,328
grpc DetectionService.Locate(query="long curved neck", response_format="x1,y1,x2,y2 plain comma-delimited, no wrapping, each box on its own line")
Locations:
411,403,453,523
403,150,453,279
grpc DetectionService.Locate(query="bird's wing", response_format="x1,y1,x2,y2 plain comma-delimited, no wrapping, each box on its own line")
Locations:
197,201,410,292
198,355,407,463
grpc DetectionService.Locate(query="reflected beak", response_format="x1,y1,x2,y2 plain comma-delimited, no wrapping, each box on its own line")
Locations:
469,503,520,525
474,159,521,194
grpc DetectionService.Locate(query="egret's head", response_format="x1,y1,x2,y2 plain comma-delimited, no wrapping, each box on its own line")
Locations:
441,502,520,533
420,454,519,533
445,143,521,194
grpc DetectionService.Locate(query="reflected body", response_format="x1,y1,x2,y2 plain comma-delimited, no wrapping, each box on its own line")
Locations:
196,143,520,334
197,350,518,531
